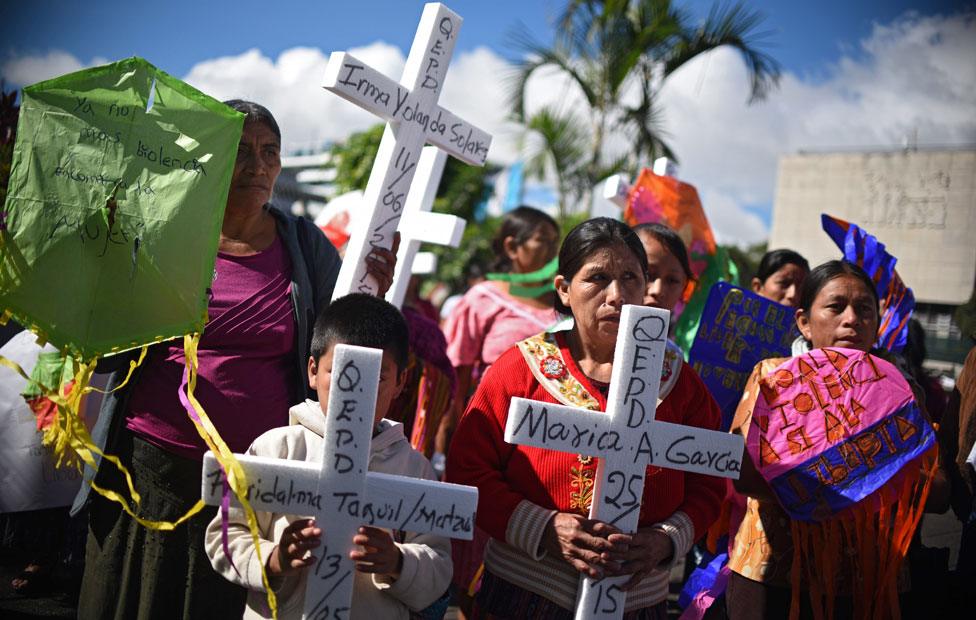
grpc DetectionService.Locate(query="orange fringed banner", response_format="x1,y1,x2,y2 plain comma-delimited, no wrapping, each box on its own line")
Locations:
748,348,939,620
390,351,455,460
397,306,456,459
788,449,936,620
410,358,454,458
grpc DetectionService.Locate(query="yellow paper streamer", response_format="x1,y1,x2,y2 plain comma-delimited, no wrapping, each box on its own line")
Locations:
1,334,277,617
85,345,149,395
467,562,485,598
0,351,205,530
0,354,37,384
180,334,278,618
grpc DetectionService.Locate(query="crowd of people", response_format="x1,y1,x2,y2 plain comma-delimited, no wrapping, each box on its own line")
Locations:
2,100,974,620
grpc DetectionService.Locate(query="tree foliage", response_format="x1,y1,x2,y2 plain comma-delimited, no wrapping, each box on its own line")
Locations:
327,124,385,195
723,241,767,286
511,0,780,210
523,107,590,220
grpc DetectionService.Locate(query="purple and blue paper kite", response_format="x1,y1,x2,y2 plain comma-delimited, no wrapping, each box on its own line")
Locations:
821,214,915,353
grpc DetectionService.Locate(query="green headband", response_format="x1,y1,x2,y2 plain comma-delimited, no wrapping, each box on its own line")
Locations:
486,257,558,283
486,257,558,298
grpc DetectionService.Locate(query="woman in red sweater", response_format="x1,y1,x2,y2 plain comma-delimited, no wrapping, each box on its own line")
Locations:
446,218,723,619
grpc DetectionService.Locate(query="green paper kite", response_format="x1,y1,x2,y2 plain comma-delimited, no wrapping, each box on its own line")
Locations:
1,57,244,359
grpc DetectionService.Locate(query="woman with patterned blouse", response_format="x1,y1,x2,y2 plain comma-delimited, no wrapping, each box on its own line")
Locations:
447,218,723,619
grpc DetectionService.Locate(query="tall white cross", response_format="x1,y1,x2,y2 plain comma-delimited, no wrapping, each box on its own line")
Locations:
323,3,490,299
202,345,478,619
386,146,465,309
504,305,743,620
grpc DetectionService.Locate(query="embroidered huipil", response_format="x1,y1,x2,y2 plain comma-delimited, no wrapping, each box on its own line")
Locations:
446,331,724,613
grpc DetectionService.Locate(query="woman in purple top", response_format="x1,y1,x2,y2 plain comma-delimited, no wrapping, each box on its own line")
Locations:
77,101,397,620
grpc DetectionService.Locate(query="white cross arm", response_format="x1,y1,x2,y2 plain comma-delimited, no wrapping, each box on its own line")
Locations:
386,210,463,308
412,252,438,275
400,212,465,247
505,398,614,457
641,421,743,478
652,157,677,177
323,52,491,166
505,399,742,479
602,174,630,209
202,453,478,539
386,146,459,308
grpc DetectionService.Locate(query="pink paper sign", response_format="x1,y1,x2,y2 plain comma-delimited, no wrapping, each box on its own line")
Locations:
747,348,935,521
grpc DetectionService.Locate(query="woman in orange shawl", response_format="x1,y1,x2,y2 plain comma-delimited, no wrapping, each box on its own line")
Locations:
726,260,948,620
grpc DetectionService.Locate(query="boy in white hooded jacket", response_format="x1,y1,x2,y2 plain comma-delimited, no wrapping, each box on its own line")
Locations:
205,294,451,620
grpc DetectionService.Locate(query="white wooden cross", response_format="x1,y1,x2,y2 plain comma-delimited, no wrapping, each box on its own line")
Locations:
504,305,743,620
322,3,490,299
411,252,439,277
386,146,465,309
602,157,677,210
202,345,478,619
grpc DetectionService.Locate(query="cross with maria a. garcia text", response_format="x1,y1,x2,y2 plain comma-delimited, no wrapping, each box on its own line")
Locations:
504,305,744,620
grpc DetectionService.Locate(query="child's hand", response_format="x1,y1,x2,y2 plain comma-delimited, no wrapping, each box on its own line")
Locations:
268,518,321,577
350,526,403,578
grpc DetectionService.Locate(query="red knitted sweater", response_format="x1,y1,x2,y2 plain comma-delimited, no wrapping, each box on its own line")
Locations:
447,331,724,545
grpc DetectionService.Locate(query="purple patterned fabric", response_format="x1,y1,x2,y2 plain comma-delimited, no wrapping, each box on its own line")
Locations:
403,306,456,394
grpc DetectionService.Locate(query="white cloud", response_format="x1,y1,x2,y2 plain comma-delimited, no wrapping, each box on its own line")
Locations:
699,190,768,246
180,43,532,161
654,12,976,244
1,51,108,86
177,42,603,170
4,12,972,246
508,12,975,245
439,46,525,164
182,43,407,153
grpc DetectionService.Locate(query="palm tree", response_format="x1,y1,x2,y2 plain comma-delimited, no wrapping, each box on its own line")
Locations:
523,107,589,219
510,0,780,207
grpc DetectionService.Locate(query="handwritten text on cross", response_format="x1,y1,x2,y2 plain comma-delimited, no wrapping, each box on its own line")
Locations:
323,3,491,299
504,305,744,620
386,147,465,309
202,345,477,619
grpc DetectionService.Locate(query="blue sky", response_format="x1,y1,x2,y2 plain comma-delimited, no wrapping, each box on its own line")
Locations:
1,1,973,244
2,0,969,85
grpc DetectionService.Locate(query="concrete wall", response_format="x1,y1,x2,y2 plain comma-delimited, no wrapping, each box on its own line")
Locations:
769,149,976,304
